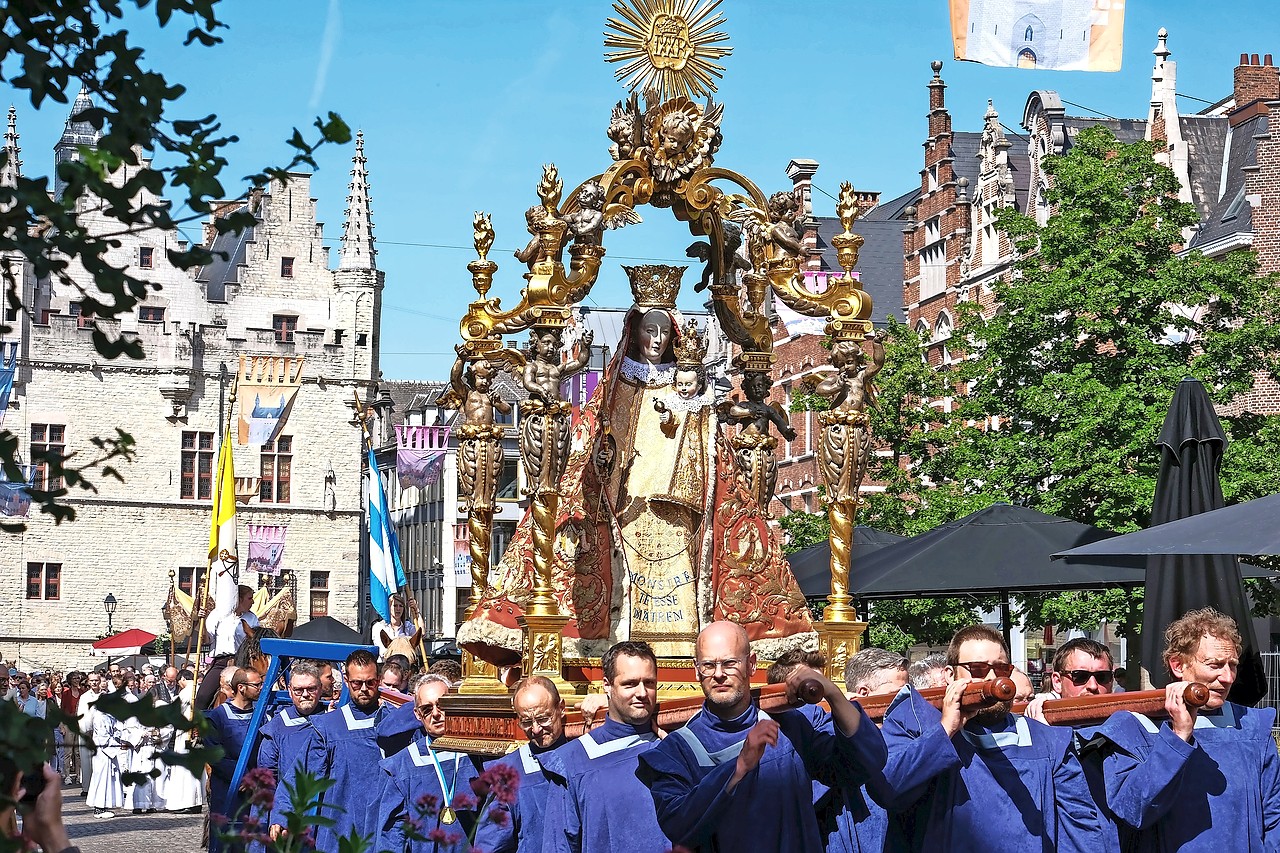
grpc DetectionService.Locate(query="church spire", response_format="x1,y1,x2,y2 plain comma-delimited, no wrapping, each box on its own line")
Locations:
0,106,21,191
54,88,101,200
338,130,377,271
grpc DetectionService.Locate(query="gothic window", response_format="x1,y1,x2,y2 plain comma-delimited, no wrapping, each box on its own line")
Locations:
309,571,329,617
1025,26,1034,41
260,436,293,503
934,313,953,341
180,430,214,500
273,314,298,343
31,423,65,492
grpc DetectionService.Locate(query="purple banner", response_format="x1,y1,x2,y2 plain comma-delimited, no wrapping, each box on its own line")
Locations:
247,524,287,576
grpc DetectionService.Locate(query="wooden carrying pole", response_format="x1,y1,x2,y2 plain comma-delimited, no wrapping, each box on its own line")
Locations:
1011,683,1210,727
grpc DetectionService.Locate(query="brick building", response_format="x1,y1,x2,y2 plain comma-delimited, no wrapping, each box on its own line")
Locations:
0,94,386,670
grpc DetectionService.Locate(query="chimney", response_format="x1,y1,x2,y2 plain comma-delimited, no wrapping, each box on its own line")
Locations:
1232,52,1280,126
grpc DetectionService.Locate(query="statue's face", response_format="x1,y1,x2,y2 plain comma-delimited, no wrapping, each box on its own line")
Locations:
745,372,771,400
631,310,672,364
536,332,559,360
578,184,602,209
675,369,700,398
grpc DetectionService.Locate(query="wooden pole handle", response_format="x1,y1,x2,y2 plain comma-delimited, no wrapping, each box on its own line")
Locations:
1010,682,1212,725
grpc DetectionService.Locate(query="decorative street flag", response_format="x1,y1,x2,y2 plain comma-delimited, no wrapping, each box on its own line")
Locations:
0,342,18,427
207,427,240,620
950,0,1125,71
0,464,35,517
395,424,451,491
367,445,408,622
237,355,305,445
247,524,288,576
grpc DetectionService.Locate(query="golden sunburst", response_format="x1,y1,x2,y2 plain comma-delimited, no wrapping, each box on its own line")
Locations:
604,0,732,102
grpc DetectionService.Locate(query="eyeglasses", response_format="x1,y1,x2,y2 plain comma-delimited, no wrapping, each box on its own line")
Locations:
347,679,379,689
956,661,1014,678
516,715,556,731
289,686,319,695
414,703,443,718
695,659,743,677
1059,669,1114,687
242,681,264,690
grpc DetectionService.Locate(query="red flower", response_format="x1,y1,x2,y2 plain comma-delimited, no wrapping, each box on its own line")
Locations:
477,762,521,806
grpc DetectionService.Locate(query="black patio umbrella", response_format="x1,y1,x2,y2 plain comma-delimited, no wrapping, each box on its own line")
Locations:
1053,491,1280,557
1138,379,1265,703
787,526,907,598
289,615,366,645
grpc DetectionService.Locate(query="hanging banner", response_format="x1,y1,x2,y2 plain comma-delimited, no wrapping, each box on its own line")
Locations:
237,355,305,445
950,0,1125,72
774,290,827,338
0,464,34,517
395,424,451,491
246,524,288,576
0,342,18,427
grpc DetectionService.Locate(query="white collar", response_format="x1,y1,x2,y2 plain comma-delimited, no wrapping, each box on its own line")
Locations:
341,704,375,730
518,743,541,774
620,357,676,387
962,716,1033,751
673,709,771,767
282,707,310,727
660,390,714,412
578,729,657,759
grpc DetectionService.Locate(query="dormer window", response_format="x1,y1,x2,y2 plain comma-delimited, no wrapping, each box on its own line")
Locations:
139,306,165,323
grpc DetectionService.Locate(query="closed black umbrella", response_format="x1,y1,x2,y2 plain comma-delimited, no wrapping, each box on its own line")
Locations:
1140,378,1265,703
787,526,906,598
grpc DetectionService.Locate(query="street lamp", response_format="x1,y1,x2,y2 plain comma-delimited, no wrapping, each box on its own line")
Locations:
103,593,117,635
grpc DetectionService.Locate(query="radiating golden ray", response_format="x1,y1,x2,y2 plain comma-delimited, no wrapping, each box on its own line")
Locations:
604,0,732,101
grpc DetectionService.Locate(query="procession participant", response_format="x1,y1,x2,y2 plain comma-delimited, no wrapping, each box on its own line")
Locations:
206,668,262,851
906,653,947,690
875,625,1101,852
1033,639,1115,701
1096,608,1280,851
372,593,416,660
149,666,182,705
376,674,481,852
473,675,569,853
78,671,103,796
637,624,886,853
87,697,125,819
381,661,409,693
289,650,388,851
540,641,670,853
59,671,83,785
121,689,163,814
197,585,260,711
821,649,910,853
159,669,204,815
263,662,325,841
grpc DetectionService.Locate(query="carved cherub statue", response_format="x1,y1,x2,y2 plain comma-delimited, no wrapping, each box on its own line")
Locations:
608,94,641,160
721,370,797,441
521,326,594,403
685,218,751,292
515,205,549,270
450,346,511,426
802,335,886,413
766,191,804,258
565,181,606,247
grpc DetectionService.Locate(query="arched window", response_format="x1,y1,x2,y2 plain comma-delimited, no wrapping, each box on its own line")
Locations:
1025,26,1034,41
934,313,952,341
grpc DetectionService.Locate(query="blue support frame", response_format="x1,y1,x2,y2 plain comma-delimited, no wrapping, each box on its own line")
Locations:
226,637,378,798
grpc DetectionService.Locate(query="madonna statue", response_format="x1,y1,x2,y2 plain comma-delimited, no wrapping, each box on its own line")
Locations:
458,264,813,663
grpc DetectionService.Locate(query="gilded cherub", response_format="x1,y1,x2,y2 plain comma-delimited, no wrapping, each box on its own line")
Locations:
607,94,642,160
450,346,511,426
803,335,886,413
766,191,804,258
521,326,594,404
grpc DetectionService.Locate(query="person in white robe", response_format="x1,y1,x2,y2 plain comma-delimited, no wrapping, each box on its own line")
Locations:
158,675,205,813
87,706,125,819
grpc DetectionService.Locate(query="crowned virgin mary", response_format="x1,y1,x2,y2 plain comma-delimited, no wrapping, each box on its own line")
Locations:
458,265,813,663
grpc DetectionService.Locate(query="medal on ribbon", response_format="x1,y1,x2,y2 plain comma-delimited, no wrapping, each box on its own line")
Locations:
427,740,459,826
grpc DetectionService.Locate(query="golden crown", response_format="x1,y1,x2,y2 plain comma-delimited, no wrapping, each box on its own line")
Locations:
624,264,685,309
673,319,708,368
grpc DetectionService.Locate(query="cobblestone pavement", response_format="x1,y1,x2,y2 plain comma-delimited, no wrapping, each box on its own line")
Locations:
58,780,205,852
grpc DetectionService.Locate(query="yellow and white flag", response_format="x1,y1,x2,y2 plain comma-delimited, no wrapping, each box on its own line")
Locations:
950,0,1125,71
207,426,240,620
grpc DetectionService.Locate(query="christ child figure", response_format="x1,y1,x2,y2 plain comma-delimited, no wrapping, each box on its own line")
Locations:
653,365,710,435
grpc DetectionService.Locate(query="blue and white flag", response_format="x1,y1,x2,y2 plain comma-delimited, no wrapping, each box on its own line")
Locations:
0,463,34,517
367,446,407,622
0,342,18,427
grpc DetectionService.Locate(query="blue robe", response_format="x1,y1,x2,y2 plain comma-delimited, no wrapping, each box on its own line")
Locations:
1095,702,1280,852
258,706,318,828
376,733,481,853
291,703,388,852
472,736,566,853
206,702,254,853
818,782,889,853
539,718,670,853
874,686,1100,853
635,701,887,852
377,700,422,758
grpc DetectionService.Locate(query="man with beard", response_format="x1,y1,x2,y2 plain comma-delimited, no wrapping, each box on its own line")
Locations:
287,650,388,851
263,661,325,841
376,674,481,852
540,641,670,853
636,623,886,852
206,668,263,850
1094,608,1280,851
876,625,1099,852
473,675,569,852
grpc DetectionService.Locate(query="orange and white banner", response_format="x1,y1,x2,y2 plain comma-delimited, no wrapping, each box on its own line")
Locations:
237,355,305,445
950,0,1124,72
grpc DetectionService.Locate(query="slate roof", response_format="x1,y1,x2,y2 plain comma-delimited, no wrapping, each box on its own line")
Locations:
195,207,253,302
1179,115,1231,222
1188,111,1266,251
948,131,1033,214
814,185,918,325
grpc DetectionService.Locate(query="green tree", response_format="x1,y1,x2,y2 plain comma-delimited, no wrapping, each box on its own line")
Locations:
0,0,350,523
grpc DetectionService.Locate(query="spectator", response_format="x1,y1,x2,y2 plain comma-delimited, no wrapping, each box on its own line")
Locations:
907,653,948,689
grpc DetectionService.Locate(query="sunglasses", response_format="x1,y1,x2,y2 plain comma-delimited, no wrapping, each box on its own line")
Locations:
1059,669,1115,687
956,661,1015,678
347,679,379,689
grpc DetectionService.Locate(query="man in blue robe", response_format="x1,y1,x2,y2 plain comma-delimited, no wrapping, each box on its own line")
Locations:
206,667,263,853
1095,608,1280,851
261,661,324,842
473,675,568,852
286,649,388,852
817,647,909,853
377,674,482,853
875,625,1101,853
636,622,888,853
540,640,670,853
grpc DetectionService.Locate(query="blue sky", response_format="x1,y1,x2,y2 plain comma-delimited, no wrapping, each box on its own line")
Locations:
6,1,1279,379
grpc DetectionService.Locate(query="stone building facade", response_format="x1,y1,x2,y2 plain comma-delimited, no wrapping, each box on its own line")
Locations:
0,95,385,671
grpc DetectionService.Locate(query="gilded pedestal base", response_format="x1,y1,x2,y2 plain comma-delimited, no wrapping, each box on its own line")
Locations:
518,613,580,698
815,619,868,684
458,649,508,696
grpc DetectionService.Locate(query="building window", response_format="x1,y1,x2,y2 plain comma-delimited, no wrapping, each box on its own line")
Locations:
31,423,65,492
494,401,514,426
26,562,60,600
260,436,292,503
5,305,17,322
496,459,519,501
180,430,215,500
357,333,368,347
281,257,295,278
309,571,329,617
333,329,345,346
273,314,298,343
139,246,154,269
920,241,947,300
178,565,207,598
69,302,94,329
139,306,165,322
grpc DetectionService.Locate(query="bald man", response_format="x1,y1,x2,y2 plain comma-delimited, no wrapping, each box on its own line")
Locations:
473,676,568,852
636,622,887,852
